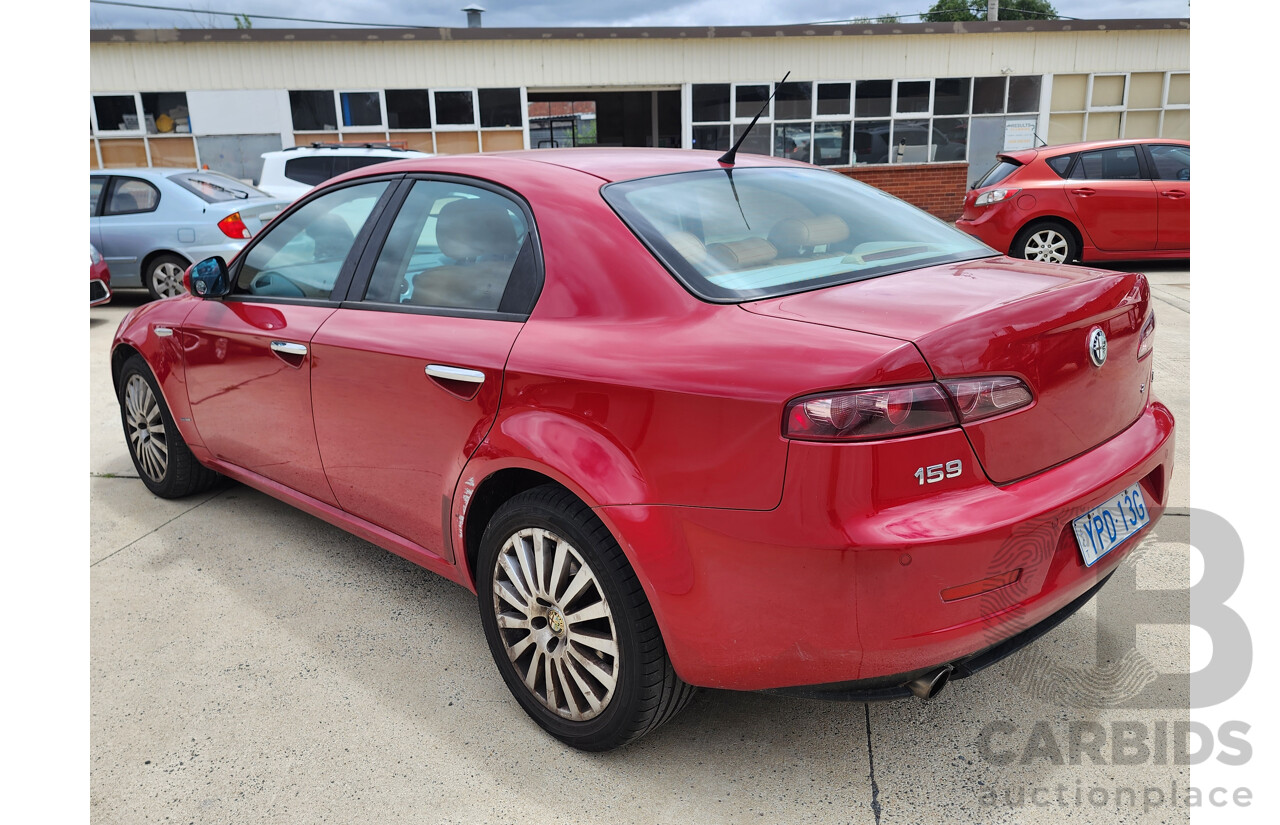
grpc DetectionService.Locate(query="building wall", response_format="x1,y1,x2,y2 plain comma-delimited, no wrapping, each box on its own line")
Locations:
838,164,972,223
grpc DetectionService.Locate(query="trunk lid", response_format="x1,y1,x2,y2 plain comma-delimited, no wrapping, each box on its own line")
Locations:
742,257,1152,483
229,199,289,235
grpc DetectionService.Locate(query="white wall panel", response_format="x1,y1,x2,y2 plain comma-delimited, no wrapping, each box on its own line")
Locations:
186,89,290,135
91,29,1188,93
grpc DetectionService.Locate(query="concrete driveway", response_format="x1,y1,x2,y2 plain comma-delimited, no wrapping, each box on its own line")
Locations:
91,263,1191,824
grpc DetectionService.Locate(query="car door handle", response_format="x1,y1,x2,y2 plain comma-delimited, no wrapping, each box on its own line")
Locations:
270,341,308,356
1160,190,1187,199
1070,188,1096,196
425,364,486,384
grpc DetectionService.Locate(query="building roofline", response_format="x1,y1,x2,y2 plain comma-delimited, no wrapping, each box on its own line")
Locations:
90,18,1189,45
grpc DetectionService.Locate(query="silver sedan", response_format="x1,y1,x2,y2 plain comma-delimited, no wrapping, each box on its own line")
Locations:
90,168,289,299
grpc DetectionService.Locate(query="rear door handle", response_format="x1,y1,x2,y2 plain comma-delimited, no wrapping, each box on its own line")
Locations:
1070,188,1096,196
425,364,485,384
1160,190,1187,199
270,341,308,356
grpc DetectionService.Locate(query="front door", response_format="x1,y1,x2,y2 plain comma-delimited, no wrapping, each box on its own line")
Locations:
182,178,394,505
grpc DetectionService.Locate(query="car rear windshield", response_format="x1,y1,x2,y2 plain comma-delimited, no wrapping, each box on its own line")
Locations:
171,172,269,202
602,167,995,302
975,159,1021,189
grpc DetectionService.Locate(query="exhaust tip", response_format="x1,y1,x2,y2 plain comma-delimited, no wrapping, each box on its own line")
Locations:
905,665,953,700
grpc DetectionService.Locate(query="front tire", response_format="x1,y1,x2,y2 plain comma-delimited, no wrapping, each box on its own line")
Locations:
1011,220,1079,264
477,485,696,751
118,354,219,498
145,254,189,300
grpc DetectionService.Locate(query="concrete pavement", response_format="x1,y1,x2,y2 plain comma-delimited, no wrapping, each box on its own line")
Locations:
90,263,1191,824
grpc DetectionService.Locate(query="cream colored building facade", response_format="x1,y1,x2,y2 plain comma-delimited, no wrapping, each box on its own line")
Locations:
90,18,1190,186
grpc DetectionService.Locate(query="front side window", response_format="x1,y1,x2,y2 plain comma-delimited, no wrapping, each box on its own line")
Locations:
1147,144,1190,181
90,176,107,216
236,181,389,299
363,180,531,312
1070,146,1143,180
105,178,160,215
603,167,993,302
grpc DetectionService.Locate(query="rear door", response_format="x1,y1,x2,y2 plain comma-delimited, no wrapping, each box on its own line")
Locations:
181,177,397,505
1065,145,1157,253
1144,144,1191,251
310,176,542,561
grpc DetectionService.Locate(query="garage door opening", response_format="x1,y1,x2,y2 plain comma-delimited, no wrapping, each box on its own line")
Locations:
527,90,681,149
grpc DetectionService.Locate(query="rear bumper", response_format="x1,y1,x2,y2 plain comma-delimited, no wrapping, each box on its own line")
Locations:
955,204,1021,253
598,399,1174,692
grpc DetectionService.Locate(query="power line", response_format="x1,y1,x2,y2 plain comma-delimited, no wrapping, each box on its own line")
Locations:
91,1,1078,30
89,1,438,29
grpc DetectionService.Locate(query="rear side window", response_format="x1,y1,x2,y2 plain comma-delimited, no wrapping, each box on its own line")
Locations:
284,156,335,186
1045,154,1074,178
105,178,160,215
1147,145,1190,181
975,159,1020,189
363,180,532,313
1070,146,1143,180
336,156,402,175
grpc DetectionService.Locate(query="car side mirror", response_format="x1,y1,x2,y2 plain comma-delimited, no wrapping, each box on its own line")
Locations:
187,256,231,298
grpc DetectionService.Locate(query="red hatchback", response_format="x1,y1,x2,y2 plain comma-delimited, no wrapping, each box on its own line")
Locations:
956,138,1190,263
112,149,1174,750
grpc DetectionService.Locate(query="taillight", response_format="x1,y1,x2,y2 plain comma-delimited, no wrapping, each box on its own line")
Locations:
1136,312,1156,360
785,384,957,441
217,212,251,239
974,188,1020,206
941,377,1033,423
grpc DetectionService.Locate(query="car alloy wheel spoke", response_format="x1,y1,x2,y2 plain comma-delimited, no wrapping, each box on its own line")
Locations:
125,375,168,482
492,526,618,721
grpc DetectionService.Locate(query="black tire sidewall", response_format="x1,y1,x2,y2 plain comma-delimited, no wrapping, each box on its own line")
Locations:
476,491,648,750
118,355,188,498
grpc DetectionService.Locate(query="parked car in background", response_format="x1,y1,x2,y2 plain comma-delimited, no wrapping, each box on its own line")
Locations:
258,144,432,201
90,169,289,300
956,138,1190,264
112,148,1173,751
90,244,111,306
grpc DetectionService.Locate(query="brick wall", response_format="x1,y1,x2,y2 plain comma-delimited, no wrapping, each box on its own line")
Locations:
834,163,970,223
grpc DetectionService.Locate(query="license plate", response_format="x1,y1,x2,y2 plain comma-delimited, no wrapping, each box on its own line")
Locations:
1071,483,1150,567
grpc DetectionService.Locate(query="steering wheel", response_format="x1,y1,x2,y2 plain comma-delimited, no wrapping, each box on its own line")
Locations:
249,270,306,298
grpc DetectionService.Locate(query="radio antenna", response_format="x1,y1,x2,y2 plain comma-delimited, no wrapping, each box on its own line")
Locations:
718,71,790,166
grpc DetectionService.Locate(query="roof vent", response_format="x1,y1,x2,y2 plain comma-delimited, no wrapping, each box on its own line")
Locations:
462,4,485,28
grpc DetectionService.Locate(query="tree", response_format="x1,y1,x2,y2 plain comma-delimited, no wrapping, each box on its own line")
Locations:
922,0,1059,22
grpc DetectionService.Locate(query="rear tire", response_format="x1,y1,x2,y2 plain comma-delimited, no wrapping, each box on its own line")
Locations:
1011,220,1079,264
145,254,189,300
118,354,220,498
477,485,696,751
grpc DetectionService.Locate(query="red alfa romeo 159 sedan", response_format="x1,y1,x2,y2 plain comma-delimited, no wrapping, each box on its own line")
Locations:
112,148,1173,751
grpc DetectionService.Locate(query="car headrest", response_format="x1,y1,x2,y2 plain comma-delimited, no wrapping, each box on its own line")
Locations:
437,198,521,261
768,214,850,250
664,230,710,265
706,237,779,269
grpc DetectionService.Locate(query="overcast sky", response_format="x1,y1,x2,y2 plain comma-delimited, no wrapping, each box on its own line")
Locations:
88,1,1192,30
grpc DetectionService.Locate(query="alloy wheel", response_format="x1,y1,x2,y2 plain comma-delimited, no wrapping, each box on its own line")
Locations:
124,374,169,483
491,526,620,721
1023,229,1070,263
152,262,186,298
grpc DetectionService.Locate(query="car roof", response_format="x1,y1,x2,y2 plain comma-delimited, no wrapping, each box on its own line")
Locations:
993,137,1189,166
326,147,811,186
262,146,431,158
